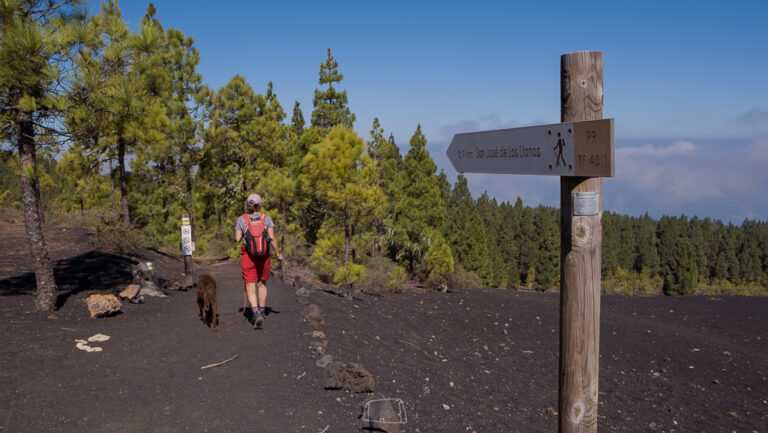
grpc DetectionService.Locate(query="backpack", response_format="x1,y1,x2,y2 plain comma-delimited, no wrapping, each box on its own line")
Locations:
242,213,270,259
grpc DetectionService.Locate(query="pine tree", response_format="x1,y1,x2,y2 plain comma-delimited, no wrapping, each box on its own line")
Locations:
687,217,710,280
391,125,448,277
616,215,637,271
67,1,170,226
311,48,355,130
498,201,520,288
533,206,559,290
658,215,700,296
663,237,698,296
200,76,290,230
298,126,384,290
476,192,505,287
635,213,660,275
739,219,763,283
0,0,85,311
445,175,489,283
366,118,402,256
164,26,204,239
367,118,402,198
513,197,537,284
602,211,621,275
291,101,305,136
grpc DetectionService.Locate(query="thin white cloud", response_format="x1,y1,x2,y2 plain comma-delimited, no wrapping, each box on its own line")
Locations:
433,114,530,145
618,140,696,157
615,137,768,208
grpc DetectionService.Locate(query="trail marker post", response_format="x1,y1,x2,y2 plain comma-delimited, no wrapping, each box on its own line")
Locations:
446,51,611,433
181,214,194,287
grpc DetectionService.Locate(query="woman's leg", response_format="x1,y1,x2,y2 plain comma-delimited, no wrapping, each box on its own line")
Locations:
246,282,258,308
257,280,267,310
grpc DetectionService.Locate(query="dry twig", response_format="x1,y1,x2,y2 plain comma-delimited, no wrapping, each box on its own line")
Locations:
200,354,238,370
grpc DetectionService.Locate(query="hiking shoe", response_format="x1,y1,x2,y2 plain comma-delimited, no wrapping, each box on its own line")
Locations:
254,312,265,329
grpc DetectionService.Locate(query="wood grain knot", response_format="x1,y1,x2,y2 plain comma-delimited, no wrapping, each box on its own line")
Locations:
575,224,587,238
568,401,585,424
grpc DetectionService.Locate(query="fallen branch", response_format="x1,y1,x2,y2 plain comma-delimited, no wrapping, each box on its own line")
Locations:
398,339,428,356
200,354,238,370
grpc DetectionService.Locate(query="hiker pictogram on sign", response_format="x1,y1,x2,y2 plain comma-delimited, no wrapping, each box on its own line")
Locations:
554,132,567,167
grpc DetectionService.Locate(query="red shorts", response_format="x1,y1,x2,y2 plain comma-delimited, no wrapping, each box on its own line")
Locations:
241,245,271,283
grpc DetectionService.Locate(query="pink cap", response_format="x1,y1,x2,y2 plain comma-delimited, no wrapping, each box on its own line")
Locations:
247,194,262,205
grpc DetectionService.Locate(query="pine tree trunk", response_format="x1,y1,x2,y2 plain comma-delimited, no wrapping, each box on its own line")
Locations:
117,136,130,225
109,158,117,218
17,109,58,311
343,208,351,294
344,208,351,268
160,162,168,226
280,204,287,280
37,181,45,224
184,161,195,241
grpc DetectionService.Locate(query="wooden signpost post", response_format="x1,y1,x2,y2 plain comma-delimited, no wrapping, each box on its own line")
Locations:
447,51,612,433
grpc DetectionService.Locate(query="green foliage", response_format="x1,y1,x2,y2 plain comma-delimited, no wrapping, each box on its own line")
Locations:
390,125,446,276
310,227,343,282
697,279,768,297
311,48,355,130
662,237,699,296
0,152,21,206
634,213,660,275
448,263,483,289
444,175,490,282
532,206,559,291
333,262,365,288
423,229,454,286
5,1,765,299
602,267,663,296
299,125,384,277
525,267,536,290
291,101,305,135
358,256,406,293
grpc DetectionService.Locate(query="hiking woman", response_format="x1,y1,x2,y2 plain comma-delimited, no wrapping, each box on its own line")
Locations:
234,193,283,329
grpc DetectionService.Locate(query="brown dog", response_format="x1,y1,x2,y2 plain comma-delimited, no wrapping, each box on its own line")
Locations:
196,274,218,331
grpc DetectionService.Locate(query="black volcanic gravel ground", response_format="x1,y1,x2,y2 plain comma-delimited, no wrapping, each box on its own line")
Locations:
1,221,766,432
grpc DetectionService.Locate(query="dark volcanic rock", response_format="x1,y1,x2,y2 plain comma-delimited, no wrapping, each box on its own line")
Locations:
303,304,324,327
323,361,374,393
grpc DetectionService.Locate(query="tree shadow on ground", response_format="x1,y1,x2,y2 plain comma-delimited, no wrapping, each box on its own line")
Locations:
0,251,136,308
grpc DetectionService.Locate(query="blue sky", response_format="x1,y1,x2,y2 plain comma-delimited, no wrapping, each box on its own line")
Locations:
98,0,768,223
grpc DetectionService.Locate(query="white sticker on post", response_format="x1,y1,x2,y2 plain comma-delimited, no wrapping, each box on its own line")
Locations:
573,192,600,216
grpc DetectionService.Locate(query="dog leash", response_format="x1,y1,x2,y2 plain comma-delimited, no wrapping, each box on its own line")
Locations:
221,290,248,326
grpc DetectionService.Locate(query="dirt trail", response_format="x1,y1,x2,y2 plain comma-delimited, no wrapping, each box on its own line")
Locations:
1,221,767,432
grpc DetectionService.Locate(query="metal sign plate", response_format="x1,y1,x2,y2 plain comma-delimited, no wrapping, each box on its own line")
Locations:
573,192,600,216
180,225,194,256
446,118,614,177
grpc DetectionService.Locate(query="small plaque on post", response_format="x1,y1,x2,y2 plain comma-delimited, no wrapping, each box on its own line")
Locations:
573,192,600,216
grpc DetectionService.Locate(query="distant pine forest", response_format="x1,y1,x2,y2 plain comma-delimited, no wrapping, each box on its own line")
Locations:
2,2,766,301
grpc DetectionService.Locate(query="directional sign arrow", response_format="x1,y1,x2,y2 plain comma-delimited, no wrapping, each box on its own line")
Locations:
446,118,614,177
